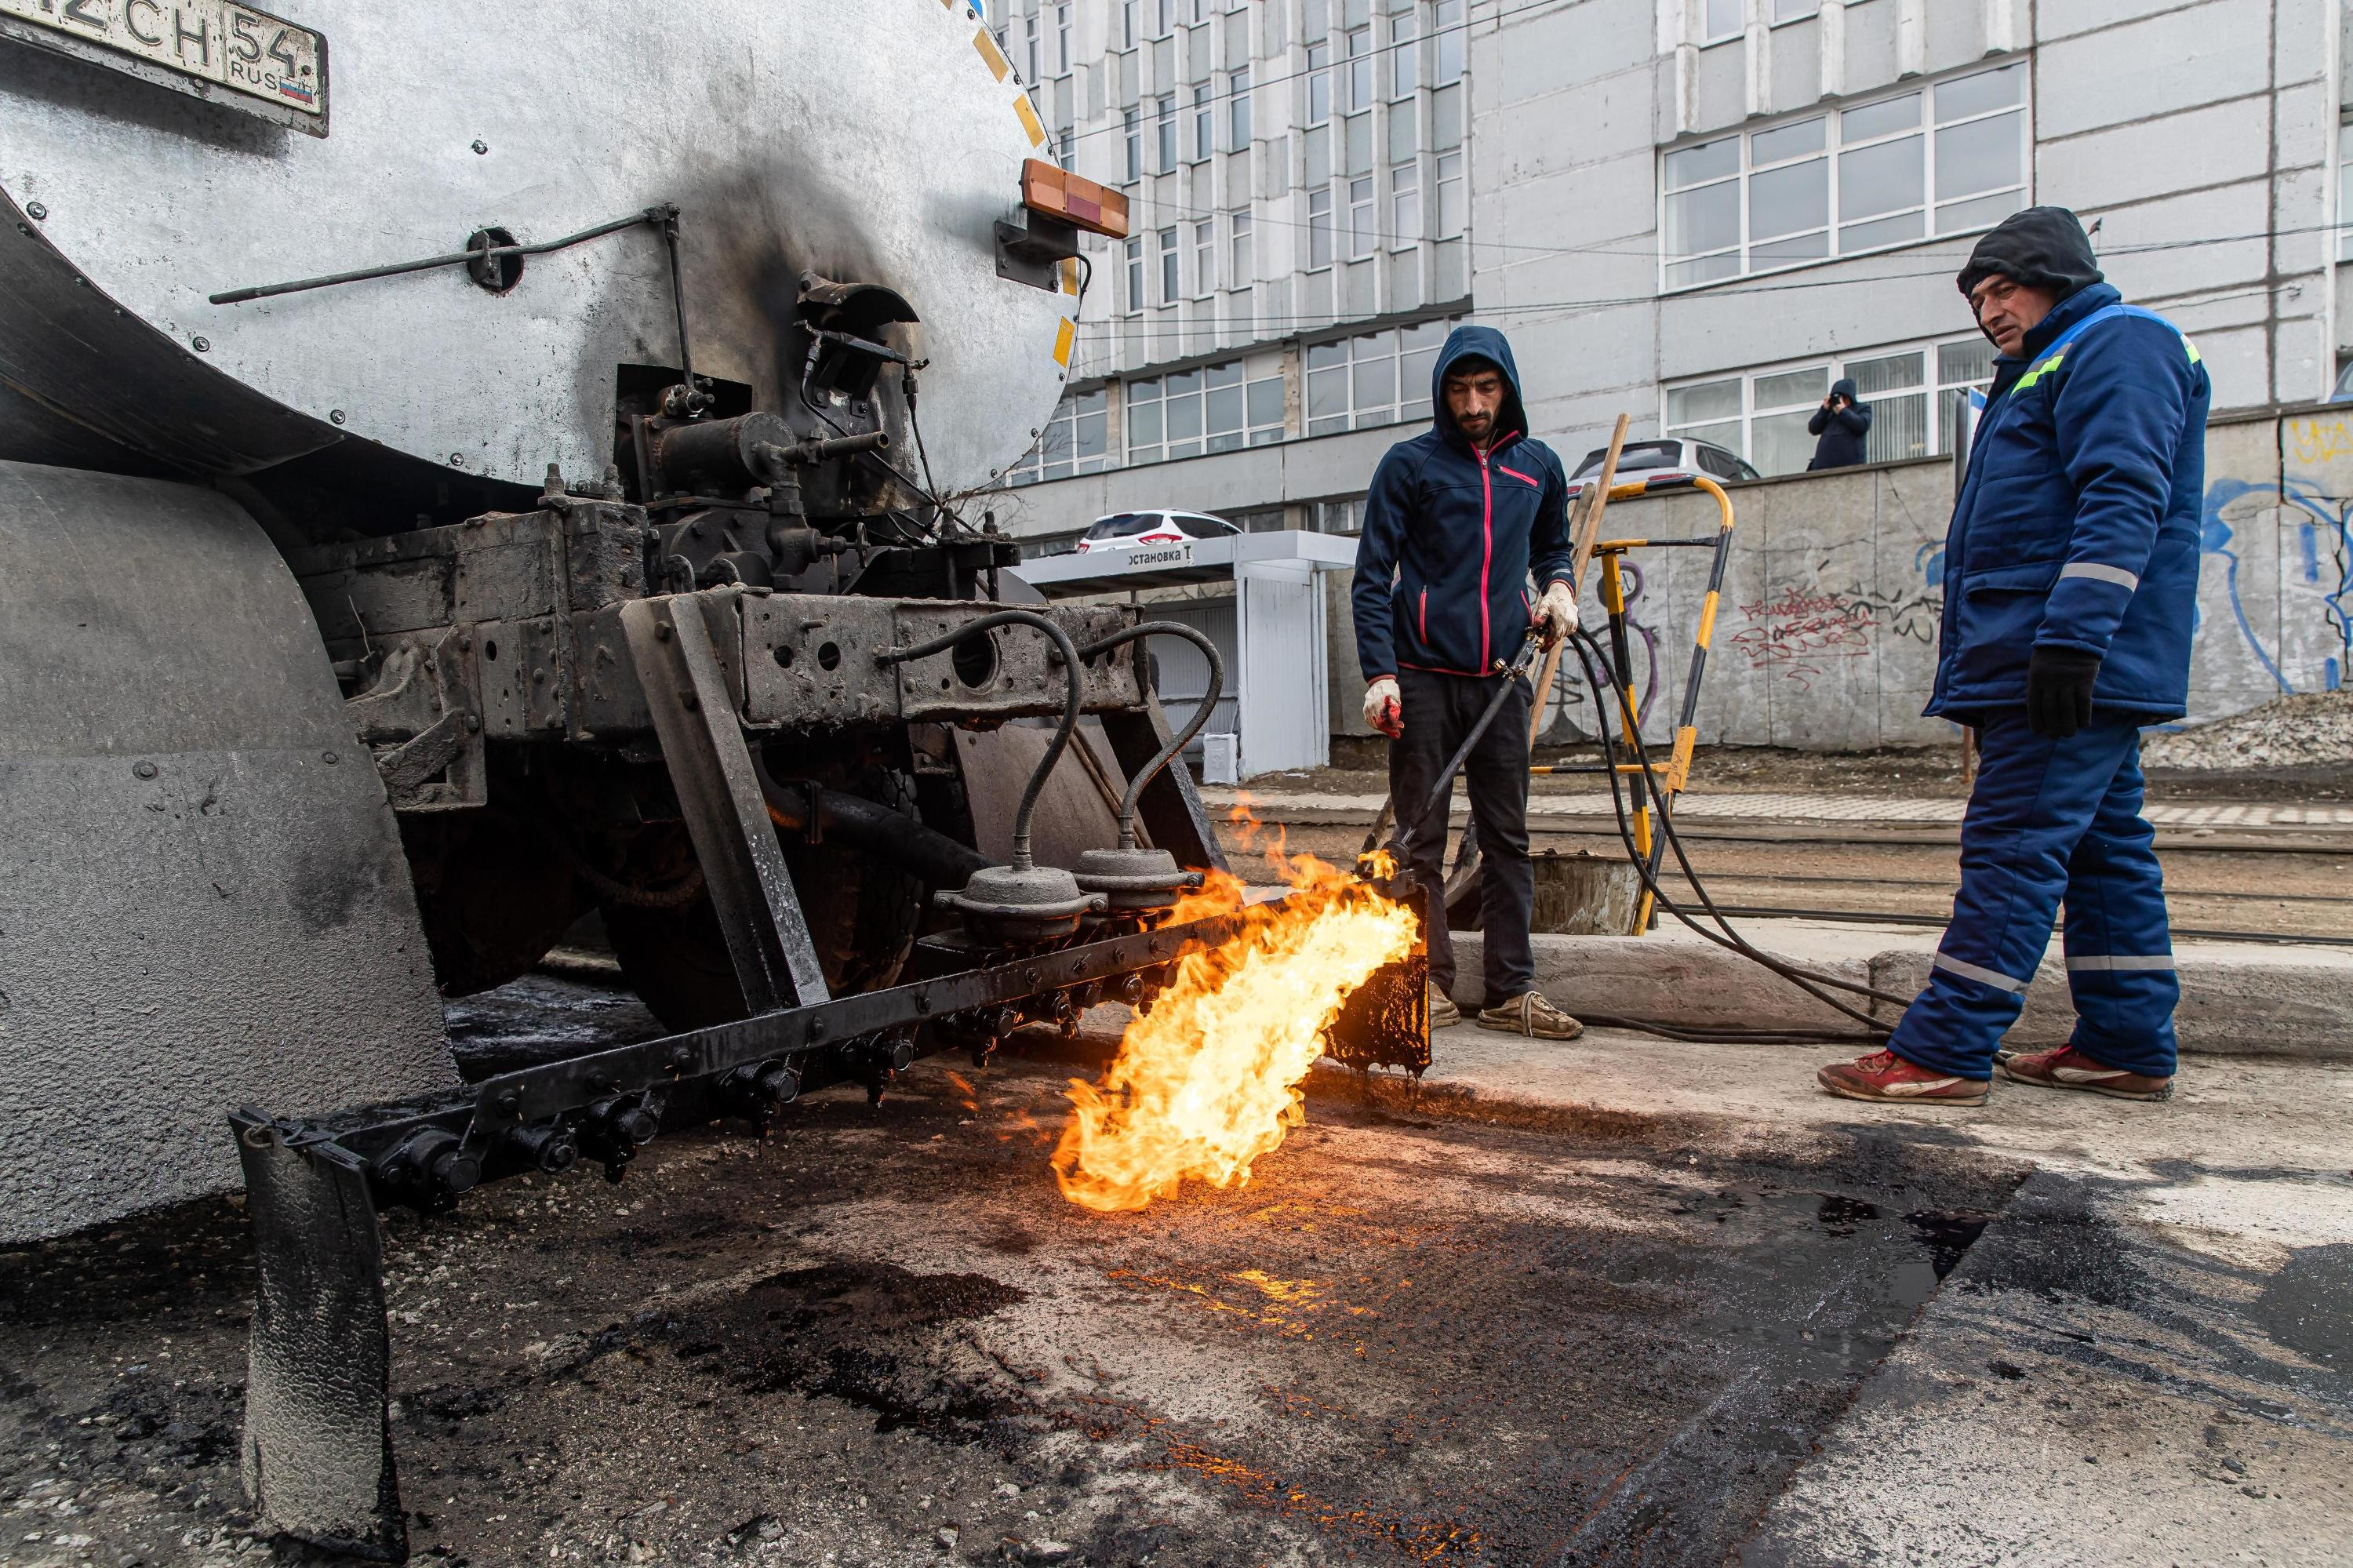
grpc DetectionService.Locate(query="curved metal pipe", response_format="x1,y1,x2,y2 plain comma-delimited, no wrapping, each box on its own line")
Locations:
1075,620,1226,849
878,609,1082,871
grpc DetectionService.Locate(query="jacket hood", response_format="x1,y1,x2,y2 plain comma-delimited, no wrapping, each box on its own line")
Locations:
1830,377,1860,402
1431,325,1527,446
1955,206,2104,306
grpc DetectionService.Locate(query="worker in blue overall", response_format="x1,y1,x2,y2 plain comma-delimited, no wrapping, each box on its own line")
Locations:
1820,206,2209,1107
1355,325,1584,1039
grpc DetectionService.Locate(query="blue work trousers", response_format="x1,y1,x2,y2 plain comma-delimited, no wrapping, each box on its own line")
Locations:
1887,711,2179,1082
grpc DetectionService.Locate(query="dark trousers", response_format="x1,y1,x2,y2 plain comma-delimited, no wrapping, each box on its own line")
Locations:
1385,667,1536,1006
1888,710,2178,1082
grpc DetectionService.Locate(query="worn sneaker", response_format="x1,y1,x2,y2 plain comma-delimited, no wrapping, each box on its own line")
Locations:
2001,1045,2174,1101
1427,984,1462,1030
1816,1049,1990,1106
1477,991,1583,1040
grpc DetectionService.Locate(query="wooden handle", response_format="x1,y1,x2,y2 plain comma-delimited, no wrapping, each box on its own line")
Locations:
1567,412,1631,588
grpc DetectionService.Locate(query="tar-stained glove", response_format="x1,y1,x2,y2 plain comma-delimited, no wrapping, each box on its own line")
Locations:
1363,675,1403,739
1535,580,1580,646
2025,646,2101,739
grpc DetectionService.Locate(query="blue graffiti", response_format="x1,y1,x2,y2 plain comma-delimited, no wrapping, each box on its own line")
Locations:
2202,474,2353,695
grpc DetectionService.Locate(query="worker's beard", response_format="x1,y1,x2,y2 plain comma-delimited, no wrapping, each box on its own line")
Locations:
1455,411,1493,443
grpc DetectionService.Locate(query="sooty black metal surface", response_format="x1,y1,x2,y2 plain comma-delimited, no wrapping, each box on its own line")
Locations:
0,975,2014,1568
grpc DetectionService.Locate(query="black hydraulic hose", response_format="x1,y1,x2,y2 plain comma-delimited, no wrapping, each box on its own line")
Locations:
1566,628,1904,1035
1075,620,1227,849
878,610,1082,871
757,777,991,887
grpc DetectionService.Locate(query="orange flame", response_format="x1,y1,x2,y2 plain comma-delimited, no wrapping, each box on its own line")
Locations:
1051,799,1417,1212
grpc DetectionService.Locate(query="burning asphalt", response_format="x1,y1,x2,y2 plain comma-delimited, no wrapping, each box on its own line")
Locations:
0,970,2021,1568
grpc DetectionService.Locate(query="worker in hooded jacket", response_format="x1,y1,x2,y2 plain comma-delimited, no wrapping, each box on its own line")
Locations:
1820,206,2209,1108
1355,325,1584,1039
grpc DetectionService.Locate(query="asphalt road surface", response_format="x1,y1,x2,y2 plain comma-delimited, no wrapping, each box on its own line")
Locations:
0,980,2015,1568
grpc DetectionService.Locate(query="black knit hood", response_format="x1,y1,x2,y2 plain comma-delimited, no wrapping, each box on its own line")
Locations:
1955,206,2104,304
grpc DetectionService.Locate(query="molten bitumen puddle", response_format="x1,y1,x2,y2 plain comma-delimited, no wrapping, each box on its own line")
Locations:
0,976,2021,1568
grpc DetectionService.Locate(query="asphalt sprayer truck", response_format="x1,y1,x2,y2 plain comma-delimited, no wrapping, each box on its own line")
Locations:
0,2,1424,1554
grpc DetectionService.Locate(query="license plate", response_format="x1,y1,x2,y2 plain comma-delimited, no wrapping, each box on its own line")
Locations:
0,0,326,131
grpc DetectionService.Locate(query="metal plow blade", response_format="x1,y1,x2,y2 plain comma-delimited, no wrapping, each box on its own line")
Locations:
234,1110,406,1560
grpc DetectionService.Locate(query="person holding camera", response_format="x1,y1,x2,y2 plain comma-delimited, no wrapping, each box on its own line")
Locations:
1806,378,1872,470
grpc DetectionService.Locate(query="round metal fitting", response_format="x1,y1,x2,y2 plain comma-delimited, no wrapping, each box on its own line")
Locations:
1071,846,1203,914
189,335,209,352
24,202,46,220
133,760,158,780
936,862,1105,947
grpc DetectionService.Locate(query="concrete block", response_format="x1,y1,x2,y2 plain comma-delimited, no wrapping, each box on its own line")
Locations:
1446,930,1875,1032
2035,2,2268,141
1868,945,2353,1061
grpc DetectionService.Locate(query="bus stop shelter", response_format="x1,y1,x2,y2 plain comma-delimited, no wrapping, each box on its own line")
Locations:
1009,530,1358,780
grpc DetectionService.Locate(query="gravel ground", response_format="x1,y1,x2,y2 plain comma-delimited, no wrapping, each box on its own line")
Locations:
2143,690,2353,773
0,982,2017,1568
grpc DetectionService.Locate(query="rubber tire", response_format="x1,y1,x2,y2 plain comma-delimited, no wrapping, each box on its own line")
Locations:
604,772,927,1032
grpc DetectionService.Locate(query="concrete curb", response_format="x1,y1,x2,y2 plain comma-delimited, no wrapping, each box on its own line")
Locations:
1449,930,2353,1061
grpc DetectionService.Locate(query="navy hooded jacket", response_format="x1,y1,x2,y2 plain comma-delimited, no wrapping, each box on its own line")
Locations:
1929,277,2210,720
1352,326,1575,682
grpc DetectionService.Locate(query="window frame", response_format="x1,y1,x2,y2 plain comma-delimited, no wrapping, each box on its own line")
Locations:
1124,108,1141,182
1229,207,1254,286
1192,82,1215,162
1158,227,1180,305
1347,176,1376,260
1155,95,1176,174
1123,235,1144,315
1193,219,1217,297
1228,65,1252,147
1661,331,2000,477
1307,184,1335,269
1658,60,2031,293
1391,159,1421,247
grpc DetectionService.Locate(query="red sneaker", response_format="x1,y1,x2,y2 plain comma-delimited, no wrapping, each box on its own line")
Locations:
1816,1049,1990,1107
2000,1045,2173,1101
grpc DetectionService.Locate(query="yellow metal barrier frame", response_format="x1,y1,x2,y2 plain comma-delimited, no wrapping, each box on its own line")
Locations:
1530,474,1737,933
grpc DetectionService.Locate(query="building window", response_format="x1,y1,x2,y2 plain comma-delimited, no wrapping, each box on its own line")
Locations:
1434,0,1463,85
1193,83,1215,161
1306,42,1331,125
1158,227,1180,304
1701,0,1744,44
1194,220,1217,294
1153,0,1173,37
1773,0,1821,20
1344,27,1373,114
1662,60,2028,290
1348,176,1376,259
1056,2,1071,73
1390,11,1419,97
1314,498,1364,536
1124,235,1143,313
1125,360,1283,464
1058,126,1075,167
1230,208,1253,286
1124,109,1140,181
1304,318,1453,436
1664,333,2000,477
1122,0,1138,49
1306,186,1334,268
1156,96,1176,173
1229,66,1252,147
1006,389,1110,486
1435,151,1464,237
1023,10,1038,83
1391,161,1420,243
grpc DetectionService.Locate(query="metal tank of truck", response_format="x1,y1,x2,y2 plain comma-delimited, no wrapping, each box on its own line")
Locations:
0,2,1424,1554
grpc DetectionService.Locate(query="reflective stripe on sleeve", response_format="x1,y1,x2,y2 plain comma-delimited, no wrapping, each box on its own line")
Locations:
2059,562,2140,591
2064,954,2175,972
1933,951,2028,992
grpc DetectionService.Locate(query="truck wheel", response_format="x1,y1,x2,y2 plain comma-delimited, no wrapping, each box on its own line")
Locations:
604,773,926,1031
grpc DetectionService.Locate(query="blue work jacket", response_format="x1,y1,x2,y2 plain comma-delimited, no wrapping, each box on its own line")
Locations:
1353,326,1576,680
1928,282,2211,721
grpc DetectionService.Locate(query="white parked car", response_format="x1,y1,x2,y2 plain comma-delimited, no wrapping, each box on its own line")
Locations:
1072,509,1241,553
1564,438,1759,499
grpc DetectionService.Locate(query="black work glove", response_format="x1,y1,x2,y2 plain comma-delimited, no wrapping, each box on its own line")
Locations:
2025,646,2102,739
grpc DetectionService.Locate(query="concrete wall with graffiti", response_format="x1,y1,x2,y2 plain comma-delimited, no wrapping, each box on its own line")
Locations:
1325,405,2353,751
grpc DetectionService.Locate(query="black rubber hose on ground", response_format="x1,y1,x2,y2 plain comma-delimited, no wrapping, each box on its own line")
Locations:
1564,627,1902,1039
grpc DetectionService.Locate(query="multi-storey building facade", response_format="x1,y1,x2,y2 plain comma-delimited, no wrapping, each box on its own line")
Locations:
988,0,2349,565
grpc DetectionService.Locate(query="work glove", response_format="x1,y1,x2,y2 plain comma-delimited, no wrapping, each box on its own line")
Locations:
2024,646,2101,739
1535,580,1580,646
1363,675,1403,739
